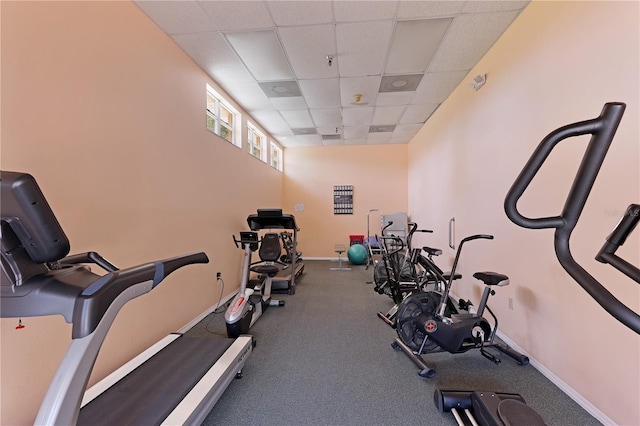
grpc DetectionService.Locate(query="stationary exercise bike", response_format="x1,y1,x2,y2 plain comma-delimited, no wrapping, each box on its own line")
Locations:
392,234,528,378
376,222,461,328
225,231,285,338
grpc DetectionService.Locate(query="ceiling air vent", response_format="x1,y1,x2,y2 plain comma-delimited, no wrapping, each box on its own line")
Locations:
321,134,341,140
369,125,396,133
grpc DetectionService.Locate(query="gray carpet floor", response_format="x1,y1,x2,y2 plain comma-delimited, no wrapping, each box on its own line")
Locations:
189,260,601,426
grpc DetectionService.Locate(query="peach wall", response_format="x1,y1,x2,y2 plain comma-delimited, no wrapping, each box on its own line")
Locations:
408,1,639,425
1,2,282,424
283,144,407,258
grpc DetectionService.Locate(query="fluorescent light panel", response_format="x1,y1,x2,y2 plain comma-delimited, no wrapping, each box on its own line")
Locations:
225,30,294,81
385,18,453,74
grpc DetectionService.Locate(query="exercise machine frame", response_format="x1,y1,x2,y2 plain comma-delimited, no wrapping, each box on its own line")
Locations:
0,171,253,425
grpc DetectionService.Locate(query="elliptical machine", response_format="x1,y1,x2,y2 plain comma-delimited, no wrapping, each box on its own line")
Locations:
391,234,528,378
225,231,284,338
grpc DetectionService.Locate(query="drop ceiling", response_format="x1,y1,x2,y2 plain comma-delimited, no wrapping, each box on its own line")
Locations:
134,1,530,147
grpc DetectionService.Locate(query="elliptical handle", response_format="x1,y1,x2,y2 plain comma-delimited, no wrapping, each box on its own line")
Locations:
505,102,626,230
505,102,640,334
595,204,640,282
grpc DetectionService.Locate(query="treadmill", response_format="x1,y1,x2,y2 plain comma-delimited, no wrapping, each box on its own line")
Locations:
247,209,304,295
0,171,253,425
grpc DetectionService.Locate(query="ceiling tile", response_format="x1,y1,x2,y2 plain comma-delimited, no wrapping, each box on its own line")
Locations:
373,106,406,125
396,1,465,19
299,79,341,108
428,10,522,72
375,91,414,106
134,1,217,35
340,76,380,107
267,1,333,25
385,18,453,74
336,21,394,77
400,104,439,124
280,110,315,128
367,133,391,143
279,25,337,79
322,138,345,146
250,110,292,135
345,139,367,145
171,32,255,83
310,109,343,127
388,137,410,144
343,107,374,126
333,1,398,22
270,96,309,111
412,71,468,104
393,123,422,138
343,126,369,140
226,30,294,80
462,1,530,13
294,134,323,146
198,1,273,31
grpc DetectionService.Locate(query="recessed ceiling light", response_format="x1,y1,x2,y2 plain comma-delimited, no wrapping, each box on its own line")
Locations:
391,80,408,88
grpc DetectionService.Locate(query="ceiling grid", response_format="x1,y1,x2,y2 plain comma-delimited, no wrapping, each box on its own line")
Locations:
135,0,530,147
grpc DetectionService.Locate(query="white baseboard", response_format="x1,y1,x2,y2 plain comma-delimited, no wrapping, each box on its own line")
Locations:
495,330,615,425
178,290,239,333
303,257,339,261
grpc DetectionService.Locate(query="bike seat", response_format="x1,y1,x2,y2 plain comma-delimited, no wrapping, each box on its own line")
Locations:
473,271,509,286
251,264,280,278
422,246,442,256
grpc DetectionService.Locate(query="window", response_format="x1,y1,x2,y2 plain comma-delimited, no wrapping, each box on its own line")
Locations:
247,122,266,162
206,84,240,147
270,141,283,172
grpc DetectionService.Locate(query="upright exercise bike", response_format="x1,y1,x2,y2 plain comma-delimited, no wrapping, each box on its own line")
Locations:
225,231,285,338
392,234,529,378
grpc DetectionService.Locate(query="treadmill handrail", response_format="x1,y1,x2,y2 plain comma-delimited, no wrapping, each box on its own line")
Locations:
73,252,209,338
504,102,640,334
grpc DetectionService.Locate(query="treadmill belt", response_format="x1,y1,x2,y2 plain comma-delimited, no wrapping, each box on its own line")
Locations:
78,334,234,426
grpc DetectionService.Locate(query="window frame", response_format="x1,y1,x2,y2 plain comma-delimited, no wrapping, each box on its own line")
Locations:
206,84,240,147
270,141,283,172
247,121,267,162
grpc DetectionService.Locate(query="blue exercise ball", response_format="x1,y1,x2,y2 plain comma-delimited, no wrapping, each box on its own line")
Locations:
347,244,368,265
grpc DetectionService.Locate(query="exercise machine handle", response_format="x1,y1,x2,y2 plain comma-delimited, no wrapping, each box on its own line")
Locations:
61,252,119,272
596,204,640,281
73,252,209,338
505,102,640,334
505,102,625,229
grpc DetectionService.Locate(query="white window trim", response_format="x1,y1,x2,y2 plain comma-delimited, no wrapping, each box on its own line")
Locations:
206,84,241,148
247,121,267,162
270,141,283,172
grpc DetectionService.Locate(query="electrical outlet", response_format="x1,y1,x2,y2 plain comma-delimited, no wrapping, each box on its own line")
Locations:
508,297,514,310
216,272,222,280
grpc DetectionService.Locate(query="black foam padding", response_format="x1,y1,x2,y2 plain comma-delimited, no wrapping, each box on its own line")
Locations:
78,335,234,425
498,399,547,426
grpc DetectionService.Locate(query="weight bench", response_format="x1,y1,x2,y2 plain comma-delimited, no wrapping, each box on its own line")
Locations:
330,244,351,271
